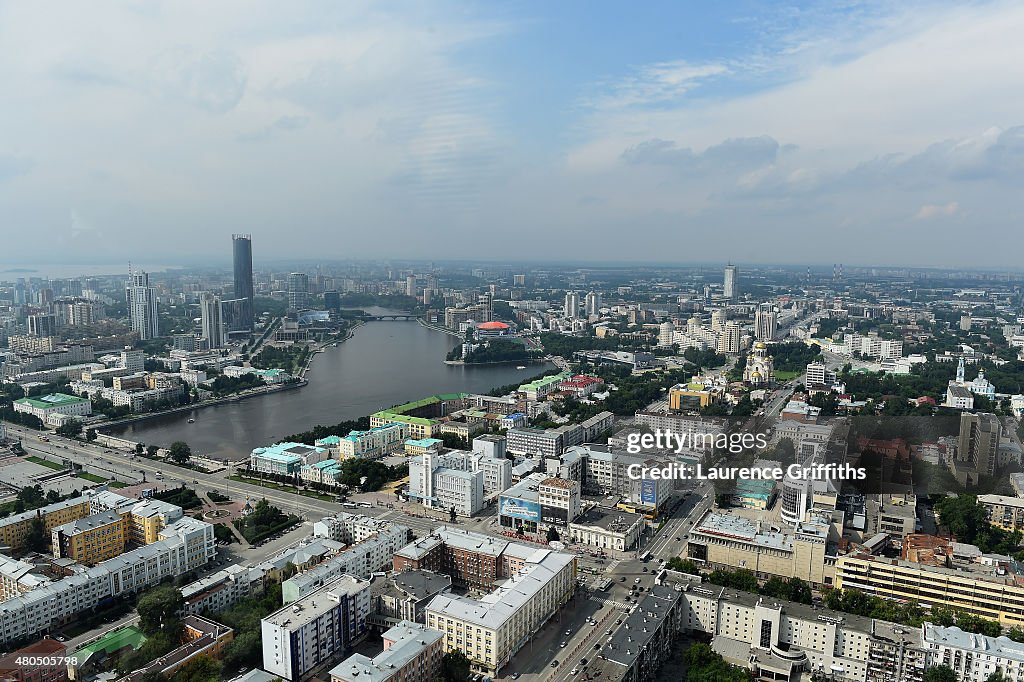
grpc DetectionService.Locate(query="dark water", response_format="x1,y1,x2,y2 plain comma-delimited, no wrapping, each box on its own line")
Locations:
107,312,549,460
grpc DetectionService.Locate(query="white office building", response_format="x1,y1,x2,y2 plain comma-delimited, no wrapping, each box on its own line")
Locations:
408,451,484,517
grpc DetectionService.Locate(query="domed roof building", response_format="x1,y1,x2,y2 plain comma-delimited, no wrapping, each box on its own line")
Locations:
743,341,775,386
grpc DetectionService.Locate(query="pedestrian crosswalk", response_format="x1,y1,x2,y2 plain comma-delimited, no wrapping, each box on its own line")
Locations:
589,595,632,611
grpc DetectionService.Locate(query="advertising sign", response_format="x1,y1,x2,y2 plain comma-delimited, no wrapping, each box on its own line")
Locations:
640,479,658,505
499,496,541,522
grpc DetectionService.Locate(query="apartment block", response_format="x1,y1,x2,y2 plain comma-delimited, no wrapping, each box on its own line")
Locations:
329,621,445,682
50,510,126,566
262,575,371,681
978,494,1024,533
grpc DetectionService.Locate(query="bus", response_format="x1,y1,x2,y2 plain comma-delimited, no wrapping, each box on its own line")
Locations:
597,579,612,591
639,551,652,562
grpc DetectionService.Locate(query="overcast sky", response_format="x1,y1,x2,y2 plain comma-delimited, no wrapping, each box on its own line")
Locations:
1,1,1022,268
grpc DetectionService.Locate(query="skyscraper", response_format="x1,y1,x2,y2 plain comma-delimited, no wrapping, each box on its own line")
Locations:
724,264,739,299
754,303,777,341
584,291,602,316
200,293,224,348
232,234,255,331
288,272,309,311
563,291,579,319
126,271,159,340
406,275,417,298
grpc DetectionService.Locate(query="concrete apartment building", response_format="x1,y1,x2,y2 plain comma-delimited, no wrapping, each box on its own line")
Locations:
330,621,445,682
424,546,576,675
0,496,93,552
0,516,214,645
262,575,371,682
50,510,126,566
592,586,683,682
978,494,1024,532
923,623,1024,682
281,514,412,603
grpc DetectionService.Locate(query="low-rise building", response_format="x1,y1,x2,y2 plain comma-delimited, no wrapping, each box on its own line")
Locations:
12,393,91,425
371,571,452,628
567,506,644,551
118,616,234,682
250,441,328,475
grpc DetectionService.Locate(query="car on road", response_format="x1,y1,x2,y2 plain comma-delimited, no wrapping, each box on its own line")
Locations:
565,629,572,636
551,661,559,668
511,674,521,679
560,641,567,648
634,578,641,583
570,669,579,676
619,576,626,582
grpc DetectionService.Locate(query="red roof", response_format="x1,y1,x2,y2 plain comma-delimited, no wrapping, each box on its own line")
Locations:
477,321,510,330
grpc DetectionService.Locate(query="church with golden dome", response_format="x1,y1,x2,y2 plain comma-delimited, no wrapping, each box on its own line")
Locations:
743,341,775,386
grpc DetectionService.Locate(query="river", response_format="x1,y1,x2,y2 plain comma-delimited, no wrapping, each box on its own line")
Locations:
106,310,550,460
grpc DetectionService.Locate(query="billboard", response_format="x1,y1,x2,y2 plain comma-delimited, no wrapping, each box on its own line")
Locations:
541,504,568,525
640,479,658,506
499,496,541,522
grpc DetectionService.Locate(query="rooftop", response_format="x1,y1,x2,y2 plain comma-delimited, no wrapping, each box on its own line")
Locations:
14,393,89,409
329,621,444,682
425,546,574,628
264,574,368,629
924,624,1024,660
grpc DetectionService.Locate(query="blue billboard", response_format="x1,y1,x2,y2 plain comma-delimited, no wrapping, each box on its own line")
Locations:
499,496,541,522
640,479,658,505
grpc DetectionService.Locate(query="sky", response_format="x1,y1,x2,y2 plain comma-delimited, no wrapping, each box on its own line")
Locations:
1,0,1023,268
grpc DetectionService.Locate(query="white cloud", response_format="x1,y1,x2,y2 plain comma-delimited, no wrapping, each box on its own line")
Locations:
913,201,959,220
585,61,729,110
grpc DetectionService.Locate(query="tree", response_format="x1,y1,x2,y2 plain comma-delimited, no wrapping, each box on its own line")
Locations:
546,526,560,542
85,428,97,442
169,654,222,682
26,514,48,553
168,441,192,464
137,584,184,635
438,651,472,682
923,665,956,682
135,442,145,455
449,507,458,523
45,489,60,504
55,419,83,438
147,445,160,458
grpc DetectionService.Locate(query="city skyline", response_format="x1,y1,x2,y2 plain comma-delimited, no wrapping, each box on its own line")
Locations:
2,1,1023,266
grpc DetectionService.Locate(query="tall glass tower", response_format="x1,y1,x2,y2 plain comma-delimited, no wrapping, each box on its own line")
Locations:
232,234,254,331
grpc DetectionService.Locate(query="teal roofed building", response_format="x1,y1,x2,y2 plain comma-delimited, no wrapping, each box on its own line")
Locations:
250,441,328,475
